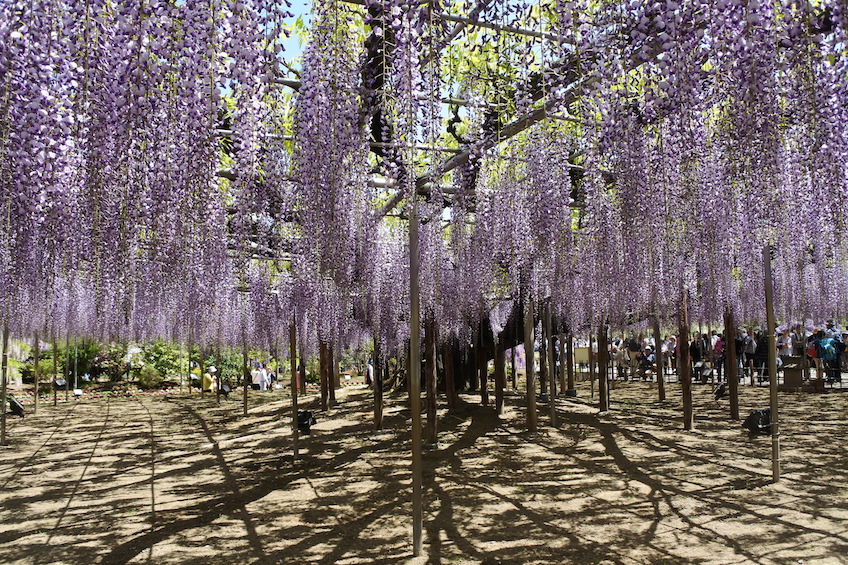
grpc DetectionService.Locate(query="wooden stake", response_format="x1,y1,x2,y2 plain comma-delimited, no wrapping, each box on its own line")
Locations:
558,333,566,392
724,308,739,420
328,341,337,408
679,294,693,430
589,334,596,399
763,245,780,482
444,340,456,409
524,298,537,432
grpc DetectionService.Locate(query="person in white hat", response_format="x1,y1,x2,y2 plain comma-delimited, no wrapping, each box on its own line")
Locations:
203,366,217,392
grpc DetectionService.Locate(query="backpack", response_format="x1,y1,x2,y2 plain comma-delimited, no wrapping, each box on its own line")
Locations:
818,338,837,361
743,408,771,435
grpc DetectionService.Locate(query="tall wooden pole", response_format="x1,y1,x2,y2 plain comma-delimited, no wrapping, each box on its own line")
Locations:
510,338,517,389
545,301,557,426
329,341,337,408
478,328,488,406
1,322,9,445
524,298,537,432
409,193,424,556
289,320,299,459
652,319,666,402
216,342,222,405
724,308,739,420
374,336,383,430
444,340,455,409
242,338,249,416
598,325,609,412
558,333,566,392
679,294,694,430
425,318,437,445
494,337,505,415
588,334,596,399
566,332,575,396
763,245,780,482
319,341,329,411
52,333,59,406
33,330,39,415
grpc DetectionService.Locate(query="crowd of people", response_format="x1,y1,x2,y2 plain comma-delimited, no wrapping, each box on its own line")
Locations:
605,321,847,384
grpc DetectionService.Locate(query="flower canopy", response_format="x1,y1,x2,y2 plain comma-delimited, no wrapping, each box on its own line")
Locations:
1,0,846,349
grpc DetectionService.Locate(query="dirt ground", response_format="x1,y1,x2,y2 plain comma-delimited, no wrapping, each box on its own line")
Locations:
1,375,847,565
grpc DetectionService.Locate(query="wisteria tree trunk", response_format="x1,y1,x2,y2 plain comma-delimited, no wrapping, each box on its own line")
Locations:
558,333,566,393
679,296,693,430
566,332,575,395
52,334,59,407
1,323,9,446
724,308,739,420
588,334,596,398
545,302,557,426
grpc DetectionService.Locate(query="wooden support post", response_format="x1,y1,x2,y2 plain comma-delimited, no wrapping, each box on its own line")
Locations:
319,341,329,411
33,330,39,415
524,298,537,432
545,301,557,426
444,341,456,409
478,329,488,406
289,321,299,459
64,329,70,402
724,308,739,420
374,337,383,430
494,337,505,415
679,294,693,430
598,325,609,412
566,332,575,395
652,319,666,402
1,322,9,445
52,334,59,407
216,343,222,405
199,346,206,397
299,338,307,395
329,341,337,407
425,317,437,445
589,335,596,398
763,245,780,482
242,339,249,416
409,196,424,556
558,333,566,392
510,340,517,389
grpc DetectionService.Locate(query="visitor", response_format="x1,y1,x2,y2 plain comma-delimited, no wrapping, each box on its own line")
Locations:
202,366,217,392
627,336,641,381
251,363,261,390
753,330,771,381
713,334,725,382
259,364,270,391
791,324,807,357
743,328,757,381
366,359,374,387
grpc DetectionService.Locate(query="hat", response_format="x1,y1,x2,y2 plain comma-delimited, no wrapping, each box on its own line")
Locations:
207,366,217,373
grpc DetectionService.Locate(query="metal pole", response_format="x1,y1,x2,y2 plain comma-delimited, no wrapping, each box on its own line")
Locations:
409,192,424,556
763,245,780,482
289,320,299,460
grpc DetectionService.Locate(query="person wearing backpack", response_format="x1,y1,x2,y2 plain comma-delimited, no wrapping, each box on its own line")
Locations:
817,334,840,382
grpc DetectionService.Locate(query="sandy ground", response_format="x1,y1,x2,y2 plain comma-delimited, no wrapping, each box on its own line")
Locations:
1,375,847,565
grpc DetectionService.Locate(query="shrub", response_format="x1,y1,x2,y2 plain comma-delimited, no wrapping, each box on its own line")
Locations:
138,364,163,390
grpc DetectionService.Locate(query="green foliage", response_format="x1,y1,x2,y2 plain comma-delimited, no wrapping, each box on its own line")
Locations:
138,364,163,390
91,342,129,382
142,340,181,378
